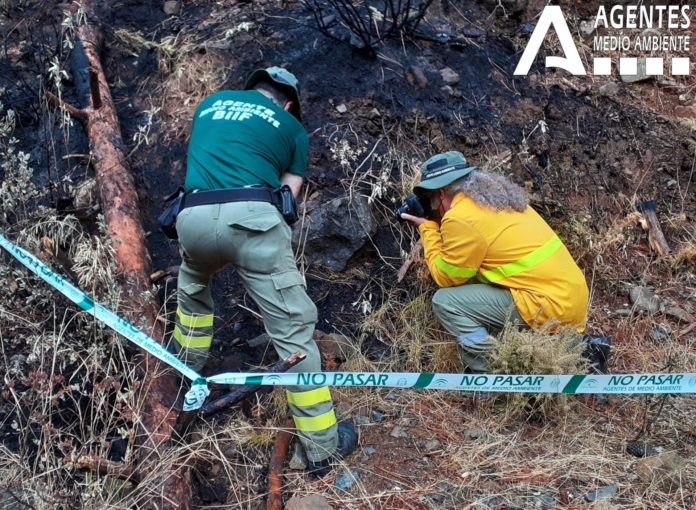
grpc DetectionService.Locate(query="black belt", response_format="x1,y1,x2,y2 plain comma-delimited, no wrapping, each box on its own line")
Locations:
158,185,298,240
182,187,280,210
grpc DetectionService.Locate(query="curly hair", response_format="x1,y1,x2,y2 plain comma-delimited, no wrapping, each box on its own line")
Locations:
444,170,529,212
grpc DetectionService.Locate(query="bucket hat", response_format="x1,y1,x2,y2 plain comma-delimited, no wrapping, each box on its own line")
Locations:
244,66,302,120
414,151,476,191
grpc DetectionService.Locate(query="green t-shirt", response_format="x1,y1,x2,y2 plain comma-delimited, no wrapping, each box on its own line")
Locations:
185,90,309,191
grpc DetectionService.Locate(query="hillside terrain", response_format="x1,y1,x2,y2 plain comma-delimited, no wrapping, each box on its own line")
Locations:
1,1,695,508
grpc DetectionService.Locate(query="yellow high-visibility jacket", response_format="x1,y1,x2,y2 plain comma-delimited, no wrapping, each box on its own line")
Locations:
419,193,588,330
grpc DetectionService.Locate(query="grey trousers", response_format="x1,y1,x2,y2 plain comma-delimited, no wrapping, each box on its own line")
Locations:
174,201,338,462
432,284,526,372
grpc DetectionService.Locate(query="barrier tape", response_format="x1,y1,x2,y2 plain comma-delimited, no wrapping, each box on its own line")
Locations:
1,233,695,412
205,371,696,395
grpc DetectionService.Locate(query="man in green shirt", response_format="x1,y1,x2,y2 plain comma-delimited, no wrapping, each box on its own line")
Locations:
174,67,356,476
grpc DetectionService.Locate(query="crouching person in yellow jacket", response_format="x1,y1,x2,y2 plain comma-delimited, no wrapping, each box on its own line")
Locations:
401,151,589,373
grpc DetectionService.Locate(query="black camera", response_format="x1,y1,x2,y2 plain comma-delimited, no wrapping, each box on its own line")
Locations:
395,193,430,221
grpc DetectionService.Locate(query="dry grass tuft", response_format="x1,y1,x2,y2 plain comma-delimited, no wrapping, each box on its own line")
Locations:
491,323,588,419
672,242,696,267
361,290,457,372
680,117,696,131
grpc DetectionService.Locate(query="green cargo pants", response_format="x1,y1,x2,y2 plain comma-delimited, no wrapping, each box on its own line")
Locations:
173,200,338,462
432,284,526,372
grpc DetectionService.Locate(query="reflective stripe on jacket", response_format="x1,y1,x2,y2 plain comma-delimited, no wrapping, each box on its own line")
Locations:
419,193,588,330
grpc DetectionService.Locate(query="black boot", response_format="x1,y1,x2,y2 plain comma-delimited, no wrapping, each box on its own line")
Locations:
581,334,611,375
306,421,358,478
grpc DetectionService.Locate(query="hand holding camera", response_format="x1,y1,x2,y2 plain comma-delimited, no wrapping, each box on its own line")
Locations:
395,193,433,226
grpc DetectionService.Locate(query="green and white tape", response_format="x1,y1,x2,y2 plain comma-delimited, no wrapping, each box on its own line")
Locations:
207,371,696,394
1,233,695,412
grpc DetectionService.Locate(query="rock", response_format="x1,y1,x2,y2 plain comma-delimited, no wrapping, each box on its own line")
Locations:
371,409,385,422
463,428,484,440
666,179,677,189
362,446,377,456
292,194,376,271
579,20,596,35
429,493,446,504
390,425,410,439
599,82,620,97
629,286,664,314
313,330,353,361
675,105,696,118
335,469,360,491
584,483,617,502
461,27,484,37
620,59,652,83
440,85,462,98
406,65,428,89
335,103,347,114
348,32,372,51
247,333,271,348
664,306,695,323
533,495,556,508
626,441,659,458
223,445,238,458
321,14,336,26
440,67,460,85
163,0,181,15
353,415,370,426
286,494,333,510
658,76,679,87
424,438,441,451
636,452,686,489
649,325,671,341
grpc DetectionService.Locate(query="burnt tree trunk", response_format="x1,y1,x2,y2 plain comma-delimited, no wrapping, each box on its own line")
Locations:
51,2,190,508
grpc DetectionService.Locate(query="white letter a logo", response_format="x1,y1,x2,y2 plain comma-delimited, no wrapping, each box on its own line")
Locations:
514,6,586,76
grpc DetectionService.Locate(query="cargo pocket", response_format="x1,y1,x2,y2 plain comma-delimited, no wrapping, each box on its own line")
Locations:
271,270,317,324
228,210,282,233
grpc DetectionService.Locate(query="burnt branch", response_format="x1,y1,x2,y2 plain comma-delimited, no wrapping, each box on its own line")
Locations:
266,418,295,510
200,352,306,418
302,0,435,56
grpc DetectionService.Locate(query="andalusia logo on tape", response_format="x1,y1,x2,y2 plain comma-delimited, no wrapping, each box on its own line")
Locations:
577,374,687,394
515,4,692,77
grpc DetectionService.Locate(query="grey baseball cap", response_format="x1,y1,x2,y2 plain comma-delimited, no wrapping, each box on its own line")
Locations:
244,66,302,121
414,151,476,191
